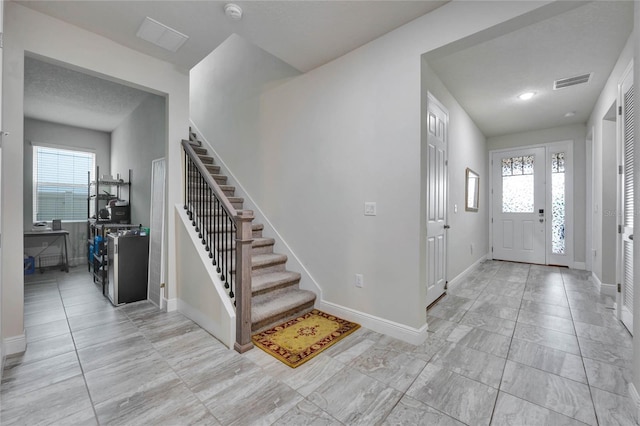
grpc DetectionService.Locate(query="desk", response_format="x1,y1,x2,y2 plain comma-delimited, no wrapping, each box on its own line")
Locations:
24,230,70,273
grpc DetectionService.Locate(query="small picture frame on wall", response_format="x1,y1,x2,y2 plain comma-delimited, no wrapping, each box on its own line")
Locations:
465,168,480,212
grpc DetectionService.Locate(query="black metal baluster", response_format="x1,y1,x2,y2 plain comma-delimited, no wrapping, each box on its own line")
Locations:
214,198,219,270
184,152,187,211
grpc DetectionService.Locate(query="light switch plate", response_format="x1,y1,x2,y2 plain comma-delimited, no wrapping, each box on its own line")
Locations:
364,202,377,216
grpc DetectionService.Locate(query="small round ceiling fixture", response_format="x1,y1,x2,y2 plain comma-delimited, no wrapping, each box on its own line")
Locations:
518,92,535,101
564,111,576,118
224,3,243,20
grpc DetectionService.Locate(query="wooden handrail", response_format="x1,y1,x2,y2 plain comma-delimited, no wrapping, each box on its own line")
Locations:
182,139,254,353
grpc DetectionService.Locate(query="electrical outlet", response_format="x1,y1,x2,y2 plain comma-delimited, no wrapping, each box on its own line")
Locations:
355,274,364,288
364,202,377,216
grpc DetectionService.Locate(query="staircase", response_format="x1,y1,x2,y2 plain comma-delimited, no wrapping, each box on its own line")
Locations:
185,130,316,334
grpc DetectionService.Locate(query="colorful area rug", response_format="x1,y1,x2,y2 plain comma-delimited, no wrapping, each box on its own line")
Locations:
252,309,360,368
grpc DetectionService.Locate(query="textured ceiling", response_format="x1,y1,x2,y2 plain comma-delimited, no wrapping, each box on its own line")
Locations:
425,1,634,138
17,0,448,72
24,56,151,132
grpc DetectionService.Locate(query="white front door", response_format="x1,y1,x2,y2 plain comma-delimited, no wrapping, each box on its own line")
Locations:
492,147,546,264
618,64,634,333
425,93,448,307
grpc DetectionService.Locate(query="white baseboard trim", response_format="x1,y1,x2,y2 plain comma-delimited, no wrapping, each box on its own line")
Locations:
572,262,586,270
164,298,178,312
629,382,640,423
316,300,428,345
178,299,235,350
600,283,617,297
447,254,488,289
3,332,26,356
592,272,616,297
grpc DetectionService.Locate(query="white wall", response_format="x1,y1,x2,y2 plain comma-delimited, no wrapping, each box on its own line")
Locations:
191,1,551,333
487,124,588,266
632,0,640,407
2,2,189,352
111,94,166,227
586,34,634,286
23,118,110,266
422,60,489,282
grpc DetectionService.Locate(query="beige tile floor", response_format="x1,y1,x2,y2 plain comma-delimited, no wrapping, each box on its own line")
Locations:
0,261,636,425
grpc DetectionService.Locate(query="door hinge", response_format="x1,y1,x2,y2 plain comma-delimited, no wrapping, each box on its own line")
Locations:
619,224,622,234
618,283,622,293
491,246,494,252
445,160,448,166
619,106,623,116
619,165,623,175
0,33,3,49
491,218,494,223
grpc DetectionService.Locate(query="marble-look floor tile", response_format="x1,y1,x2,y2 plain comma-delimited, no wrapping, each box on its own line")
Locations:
513,323,580,355
447,286,482,300
579,337,633,370
427,316,458,339
24,297,64,315
1,351,81,398
583,358,631,396
322,336,377,364
500,361,596,425
507,338,586,383
376,334,420,354
428,304,468,323
182,352,261,402
590,387,637,426
571,307,620,328
468,300,519,321
482,281,526,298
475,292,522,309
84,351,175,404
574,320,632,347
67,308,129,332
520,299,572,319
407,363,497,426
72,319,140,349
568,298,615,315
25,318,70,343
382,395,464,426
62,291,107,308
411,335,448,362
77,334,155,372
430,342,505,388
460,311,516,337
522,288,569,307
445,325,511,358
0,375,94,426
517,309,575,335
204,374,302,426
349,347,426,392
4,332,75,368
153,327,229,369
95,376,218,426
566,289,613,305
491,391,588,426
307,368,402,425
23,307,67,328
274,399,341,426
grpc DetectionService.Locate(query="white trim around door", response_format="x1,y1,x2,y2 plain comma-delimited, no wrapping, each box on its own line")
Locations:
489,141,574,267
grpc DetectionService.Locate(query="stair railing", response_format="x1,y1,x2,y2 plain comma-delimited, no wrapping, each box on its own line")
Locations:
181,139,254,353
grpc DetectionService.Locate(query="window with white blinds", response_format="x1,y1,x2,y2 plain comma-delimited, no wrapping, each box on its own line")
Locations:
32,146,95,221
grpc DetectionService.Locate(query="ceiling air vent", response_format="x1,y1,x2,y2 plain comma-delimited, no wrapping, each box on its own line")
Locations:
554,73,592,90
136,17,189,52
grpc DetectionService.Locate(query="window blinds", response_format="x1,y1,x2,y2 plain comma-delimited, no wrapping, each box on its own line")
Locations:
33,146,95,221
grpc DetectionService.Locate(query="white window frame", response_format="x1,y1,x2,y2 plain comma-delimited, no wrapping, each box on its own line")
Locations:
32,143,95,222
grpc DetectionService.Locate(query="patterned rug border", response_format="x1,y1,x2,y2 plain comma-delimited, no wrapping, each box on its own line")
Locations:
252,309,360,368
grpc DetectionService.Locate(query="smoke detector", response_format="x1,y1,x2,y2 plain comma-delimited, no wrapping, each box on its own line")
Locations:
224,4,243,20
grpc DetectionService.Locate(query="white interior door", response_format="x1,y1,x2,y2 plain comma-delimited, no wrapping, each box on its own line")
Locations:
492,147,546,264
426,94,448,308
619,65,634,333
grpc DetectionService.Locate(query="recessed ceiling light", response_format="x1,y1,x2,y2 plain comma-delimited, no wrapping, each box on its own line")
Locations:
564,111,576,117
224,3,243,20
518,92,536,101
136,17,189,52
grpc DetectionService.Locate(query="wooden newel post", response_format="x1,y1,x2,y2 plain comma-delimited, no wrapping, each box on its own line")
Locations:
234,210,254,353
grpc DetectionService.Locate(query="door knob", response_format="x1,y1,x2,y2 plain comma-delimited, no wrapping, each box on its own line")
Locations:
630,234,634,241
444,225,450,229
